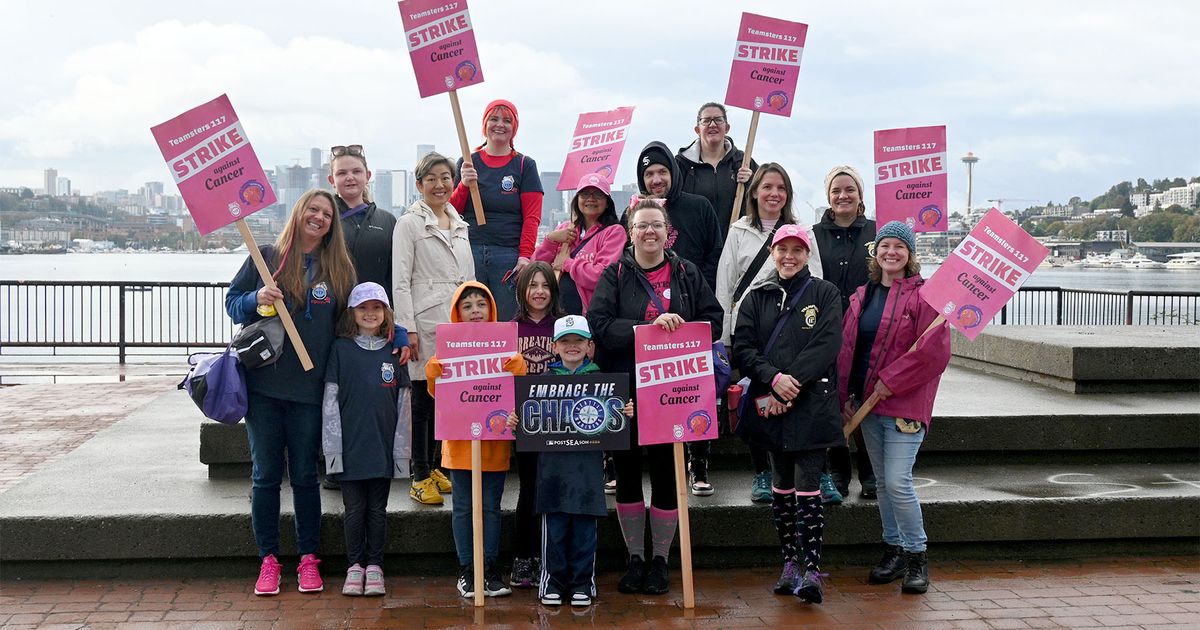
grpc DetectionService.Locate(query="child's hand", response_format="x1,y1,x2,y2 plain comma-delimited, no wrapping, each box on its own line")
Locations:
623,400,635,418
506,412,519,430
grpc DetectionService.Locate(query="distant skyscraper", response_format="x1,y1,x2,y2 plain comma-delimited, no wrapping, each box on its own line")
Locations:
413,145,436,203
374,170,394,211
44,168,57,197
57,178,72,196
416,144,436,161
540,171,564,225
394,169,411,208
310,147,322,170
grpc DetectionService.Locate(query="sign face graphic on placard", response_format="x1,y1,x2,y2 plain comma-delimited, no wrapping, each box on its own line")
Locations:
921,208,1049,339
433,322,517,440
399,0,485,98
514,373,631,452
633,322,718,446
874,125,948,232
557,107,635,191
724,13,808,117
151,94,276,235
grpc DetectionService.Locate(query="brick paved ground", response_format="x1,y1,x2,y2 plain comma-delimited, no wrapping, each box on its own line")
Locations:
0,371,178,493
1,556,1197,629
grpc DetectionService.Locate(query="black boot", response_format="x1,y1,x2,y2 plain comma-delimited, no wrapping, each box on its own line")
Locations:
868,544,907,584
901,551,929,594
617,555,646,594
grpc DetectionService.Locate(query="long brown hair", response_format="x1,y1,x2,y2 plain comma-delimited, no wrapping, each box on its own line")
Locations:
745,163,796,231
272,189,356,309
512,261,565,322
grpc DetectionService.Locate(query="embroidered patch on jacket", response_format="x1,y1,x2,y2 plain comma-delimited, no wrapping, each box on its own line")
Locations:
800,305,819,329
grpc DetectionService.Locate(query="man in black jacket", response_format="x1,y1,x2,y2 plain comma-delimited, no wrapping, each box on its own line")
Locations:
635,141,722,292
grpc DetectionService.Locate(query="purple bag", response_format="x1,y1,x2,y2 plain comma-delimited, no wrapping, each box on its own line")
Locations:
179,347,247,424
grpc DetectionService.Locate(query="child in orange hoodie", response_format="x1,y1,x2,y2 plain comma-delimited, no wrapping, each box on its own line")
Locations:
424,281,527,598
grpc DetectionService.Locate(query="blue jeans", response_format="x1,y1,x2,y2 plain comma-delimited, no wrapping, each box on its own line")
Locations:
860,412,927,553
471,243,519,322
449,468,506,566
244,395,322,558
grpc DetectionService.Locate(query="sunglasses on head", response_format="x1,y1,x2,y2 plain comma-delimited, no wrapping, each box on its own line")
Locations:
330,144,365,158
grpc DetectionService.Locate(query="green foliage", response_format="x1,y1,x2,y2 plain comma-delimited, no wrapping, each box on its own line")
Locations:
1174,216,1200,242
1134,212,1189,242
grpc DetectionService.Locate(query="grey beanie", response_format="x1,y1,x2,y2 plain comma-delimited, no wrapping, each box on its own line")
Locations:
875,220,917,254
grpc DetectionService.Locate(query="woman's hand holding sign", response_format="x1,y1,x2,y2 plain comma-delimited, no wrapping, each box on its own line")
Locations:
256,285,283,306
653,313,685,332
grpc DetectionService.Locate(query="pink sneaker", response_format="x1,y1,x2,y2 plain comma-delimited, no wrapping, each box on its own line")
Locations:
364,565,386,596
254,555,281,596
297,554,323,593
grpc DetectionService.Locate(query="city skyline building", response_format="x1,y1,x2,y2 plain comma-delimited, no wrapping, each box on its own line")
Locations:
44,168,57,198
373,170,393,211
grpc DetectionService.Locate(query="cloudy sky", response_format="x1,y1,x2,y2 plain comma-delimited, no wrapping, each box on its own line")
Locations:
2,0,1197,218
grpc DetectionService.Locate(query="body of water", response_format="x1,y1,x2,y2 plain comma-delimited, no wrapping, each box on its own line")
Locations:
2,252,1198,292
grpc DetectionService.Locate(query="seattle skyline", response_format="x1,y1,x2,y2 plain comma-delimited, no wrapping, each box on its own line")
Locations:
2,1,1197,213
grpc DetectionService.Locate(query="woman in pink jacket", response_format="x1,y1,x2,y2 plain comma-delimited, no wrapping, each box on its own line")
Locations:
533,173,626,315
836,221,950,596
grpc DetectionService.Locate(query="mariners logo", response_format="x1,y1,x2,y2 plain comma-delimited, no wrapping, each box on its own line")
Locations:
501,175,515,192
381,362,395,384
311,282,330,304
571,397,607,436
800,305,819,329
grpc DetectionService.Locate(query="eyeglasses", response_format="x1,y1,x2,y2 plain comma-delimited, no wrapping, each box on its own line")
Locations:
633,221,668,232
698,117,727,127
330,144,365,158
577,188,606,199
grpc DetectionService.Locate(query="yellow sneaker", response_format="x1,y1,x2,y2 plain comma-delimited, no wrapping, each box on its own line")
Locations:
410,477,444,505
431,469,453,494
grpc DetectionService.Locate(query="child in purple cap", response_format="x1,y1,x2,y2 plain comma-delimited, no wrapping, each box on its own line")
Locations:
321,282,412,597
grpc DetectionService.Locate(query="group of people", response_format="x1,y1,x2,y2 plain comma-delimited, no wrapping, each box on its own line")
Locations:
224,99,952,606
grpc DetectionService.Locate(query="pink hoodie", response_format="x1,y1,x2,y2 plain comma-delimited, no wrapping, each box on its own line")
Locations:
533,221,627,313
836,275,951,426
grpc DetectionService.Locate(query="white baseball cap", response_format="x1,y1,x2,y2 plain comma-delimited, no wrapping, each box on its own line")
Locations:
553,315,592,341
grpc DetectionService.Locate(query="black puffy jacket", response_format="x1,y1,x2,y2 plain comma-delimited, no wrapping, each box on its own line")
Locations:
732,268,844,452
336,197,396,290
810,211,876,313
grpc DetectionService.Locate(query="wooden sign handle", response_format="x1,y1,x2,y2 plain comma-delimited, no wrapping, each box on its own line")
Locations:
235,219,313,371
471,438,485,607
673,442,696,609
843,315,945,438
552,243,569,280
729,111,760,227
449,90,486,226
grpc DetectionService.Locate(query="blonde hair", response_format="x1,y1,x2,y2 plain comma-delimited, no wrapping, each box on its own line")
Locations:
330,153,372,204
273,189,356,308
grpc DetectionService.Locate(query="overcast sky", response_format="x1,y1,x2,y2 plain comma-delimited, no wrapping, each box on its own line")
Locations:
2,0,1197,218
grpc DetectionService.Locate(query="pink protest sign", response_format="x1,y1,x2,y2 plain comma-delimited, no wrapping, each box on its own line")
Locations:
433,321,517,440
874,125,948,232
921,208,1049,340
633,322,719,446
399,0,484,98
557,106,635,191
150,95,276,235
724,13,808,117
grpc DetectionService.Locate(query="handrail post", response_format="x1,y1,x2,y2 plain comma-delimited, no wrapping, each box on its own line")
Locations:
118,285,127,364
1055,288,1063,325
1125,292,1134,325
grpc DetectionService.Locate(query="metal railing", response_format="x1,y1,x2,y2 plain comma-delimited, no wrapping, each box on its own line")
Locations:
1,281,234,362
2,281,1198,363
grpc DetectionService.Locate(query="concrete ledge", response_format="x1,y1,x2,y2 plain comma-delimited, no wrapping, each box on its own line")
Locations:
951,326,1200,393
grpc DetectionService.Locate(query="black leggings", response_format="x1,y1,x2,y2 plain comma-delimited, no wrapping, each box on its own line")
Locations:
410,380,442,481
769,449,824,493
513,450,541,558
613,443,677,510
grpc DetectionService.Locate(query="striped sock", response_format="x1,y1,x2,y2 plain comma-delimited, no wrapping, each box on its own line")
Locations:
615,502,646,559
648,506,678,560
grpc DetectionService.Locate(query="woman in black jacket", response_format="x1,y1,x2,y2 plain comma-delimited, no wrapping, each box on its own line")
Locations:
732,224,843,605
810,165,878,503
587,200,723,597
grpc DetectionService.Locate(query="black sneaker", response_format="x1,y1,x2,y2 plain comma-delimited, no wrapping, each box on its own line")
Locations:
830,471,850,499
321,476,340,491
689,461,714,496
641,555,669,595
456,564,474,598
483,563,512,597
510,557,535,588
617,555,646,594
794,570,825,604
868,544,907,584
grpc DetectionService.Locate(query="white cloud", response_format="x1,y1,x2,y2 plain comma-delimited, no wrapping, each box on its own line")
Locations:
1039,149,1131,173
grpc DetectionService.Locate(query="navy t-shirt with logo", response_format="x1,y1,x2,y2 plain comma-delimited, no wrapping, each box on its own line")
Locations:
456,151,543,249
325,338,410,481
